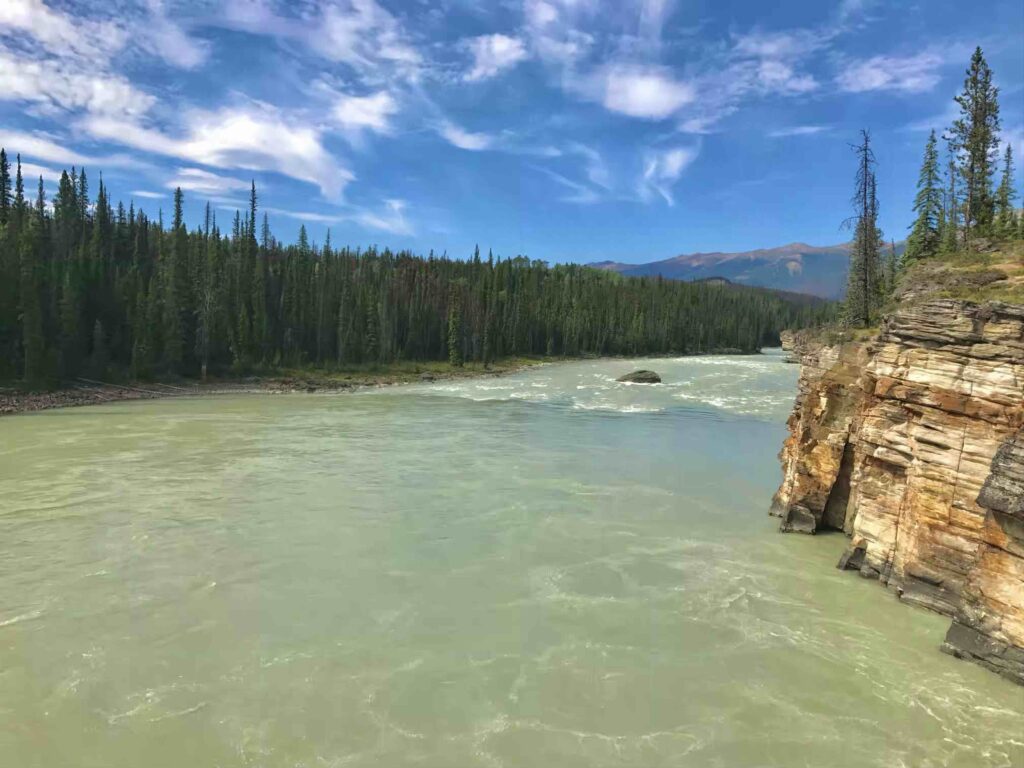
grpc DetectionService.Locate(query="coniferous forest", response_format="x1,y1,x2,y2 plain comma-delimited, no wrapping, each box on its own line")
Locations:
844,47,1021,328
0,161,831,386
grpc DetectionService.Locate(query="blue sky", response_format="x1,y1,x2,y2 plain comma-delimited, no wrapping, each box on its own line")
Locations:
1,0,1021,263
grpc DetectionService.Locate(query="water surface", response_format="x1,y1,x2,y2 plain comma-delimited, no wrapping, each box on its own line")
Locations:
2,352,1021,767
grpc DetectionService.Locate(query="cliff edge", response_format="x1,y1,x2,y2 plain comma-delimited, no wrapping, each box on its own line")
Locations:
772,244,1024,684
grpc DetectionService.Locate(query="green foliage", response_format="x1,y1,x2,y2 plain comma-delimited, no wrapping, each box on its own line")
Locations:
906,131,942,261
947,47,1000,242
994,145,1017,238
844,130,885,328
0,154,835,385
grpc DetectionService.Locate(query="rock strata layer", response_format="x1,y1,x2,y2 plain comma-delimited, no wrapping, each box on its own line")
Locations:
773,299,1024,684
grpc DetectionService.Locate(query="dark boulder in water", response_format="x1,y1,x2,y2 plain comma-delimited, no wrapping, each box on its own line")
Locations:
616,370,661,384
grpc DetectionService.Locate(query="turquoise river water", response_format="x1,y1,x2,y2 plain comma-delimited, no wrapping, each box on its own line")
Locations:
1,351,1021,767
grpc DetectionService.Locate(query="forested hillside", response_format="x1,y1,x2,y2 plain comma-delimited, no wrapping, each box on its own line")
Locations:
0,154,832,386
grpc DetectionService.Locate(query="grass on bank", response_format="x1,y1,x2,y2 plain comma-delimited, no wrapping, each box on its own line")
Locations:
910,238,1024,304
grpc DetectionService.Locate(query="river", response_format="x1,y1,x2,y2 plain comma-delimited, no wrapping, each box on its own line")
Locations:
1,352,1021,767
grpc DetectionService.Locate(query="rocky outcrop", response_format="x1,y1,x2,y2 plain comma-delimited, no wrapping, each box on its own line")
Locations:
617,370,662,384
773,299,1024,683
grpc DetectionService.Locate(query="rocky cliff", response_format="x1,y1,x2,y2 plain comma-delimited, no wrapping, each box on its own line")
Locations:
773,299,1024,684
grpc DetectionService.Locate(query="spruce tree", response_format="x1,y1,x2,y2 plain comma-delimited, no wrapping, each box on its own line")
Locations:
447,284,463,367
90,320,108,379
941,155,960,252
844,130,883,328
0,149,10,226
906,131,942,260
19,206,45,385
947,47,1000,242
994,145,1017,238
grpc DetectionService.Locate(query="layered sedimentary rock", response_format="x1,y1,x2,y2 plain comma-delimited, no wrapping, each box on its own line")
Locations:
773,299,1024,683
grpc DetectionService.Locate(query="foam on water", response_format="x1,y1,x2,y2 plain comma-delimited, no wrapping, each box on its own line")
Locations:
1,352,1021,767
380,350,799,419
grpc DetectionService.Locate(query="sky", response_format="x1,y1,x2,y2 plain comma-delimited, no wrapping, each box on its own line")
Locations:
0,0,1022,264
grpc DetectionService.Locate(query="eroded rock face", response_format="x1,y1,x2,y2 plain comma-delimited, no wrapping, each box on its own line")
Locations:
773,299,1024,683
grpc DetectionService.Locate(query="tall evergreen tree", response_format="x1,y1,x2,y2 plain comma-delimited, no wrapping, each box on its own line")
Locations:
447,285,464,367
906,131,943,260
941,155,960,252
20,199,46,385
844,130,883,328
0,149,10,226
994,145,1017,238
947,47,1000,243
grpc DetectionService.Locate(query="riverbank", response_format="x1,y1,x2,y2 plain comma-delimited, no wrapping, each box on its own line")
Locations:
771,241,1024,684
0,358,546,417
0,348,780,417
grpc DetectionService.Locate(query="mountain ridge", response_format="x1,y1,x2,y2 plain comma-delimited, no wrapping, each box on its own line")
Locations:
589,241,878,299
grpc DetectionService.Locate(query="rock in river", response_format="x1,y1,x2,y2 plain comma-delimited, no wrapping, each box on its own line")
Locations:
617,370,661,384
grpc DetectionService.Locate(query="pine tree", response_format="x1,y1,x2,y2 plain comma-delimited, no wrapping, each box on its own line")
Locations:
58,271,80,378
90,319,108,379
844,130,883,328
0,149,10,226
19,207,46,385
885,240,899,295
447,284,463,367
994,145,1017,238
906,131,942,260
941,155,960,252
947,47,1001,243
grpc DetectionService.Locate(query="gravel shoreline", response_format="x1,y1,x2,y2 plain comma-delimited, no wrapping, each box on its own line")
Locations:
0,365,537,417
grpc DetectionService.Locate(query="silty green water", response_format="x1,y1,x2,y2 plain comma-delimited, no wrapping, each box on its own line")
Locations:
1,351,1021,767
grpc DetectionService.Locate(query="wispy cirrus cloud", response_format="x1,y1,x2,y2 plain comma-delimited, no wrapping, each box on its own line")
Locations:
437,121,495,151
166,167,252,196
265,198,413,236
836,52,944,93
332,90,400,138
0,129,144,169
220,0,421,80
769,125,831,138
81,104,354,199
638,146,699,205
463,34,529,81
0,0,126,62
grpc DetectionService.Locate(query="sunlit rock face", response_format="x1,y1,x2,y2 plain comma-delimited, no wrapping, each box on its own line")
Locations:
773,299,1024,683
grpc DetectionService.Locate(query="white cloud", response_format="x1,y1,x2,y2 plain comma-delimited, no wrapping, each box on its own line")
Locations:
601,65,695,119
131,190,165,199
437,121,494,151
220,0,421,80
567,142,611,189
19,161,60,183
266,198,413,235
354,199,412,235
166,168,251,196
0,129,143,170
836,53,943,93
0,0,127,61
0,50,155,118
756,60,817,94
464,34,529,81
81,105,353,199
639,146,698,205
638,0,677,45
769,125,830,138
535,166,602,204
732,29,825,60
142,0,209,69
333,91,399,136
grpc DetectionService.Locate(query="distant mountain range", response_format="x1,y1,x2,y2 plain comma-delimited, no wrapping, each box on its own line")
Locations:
590,241,900,299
